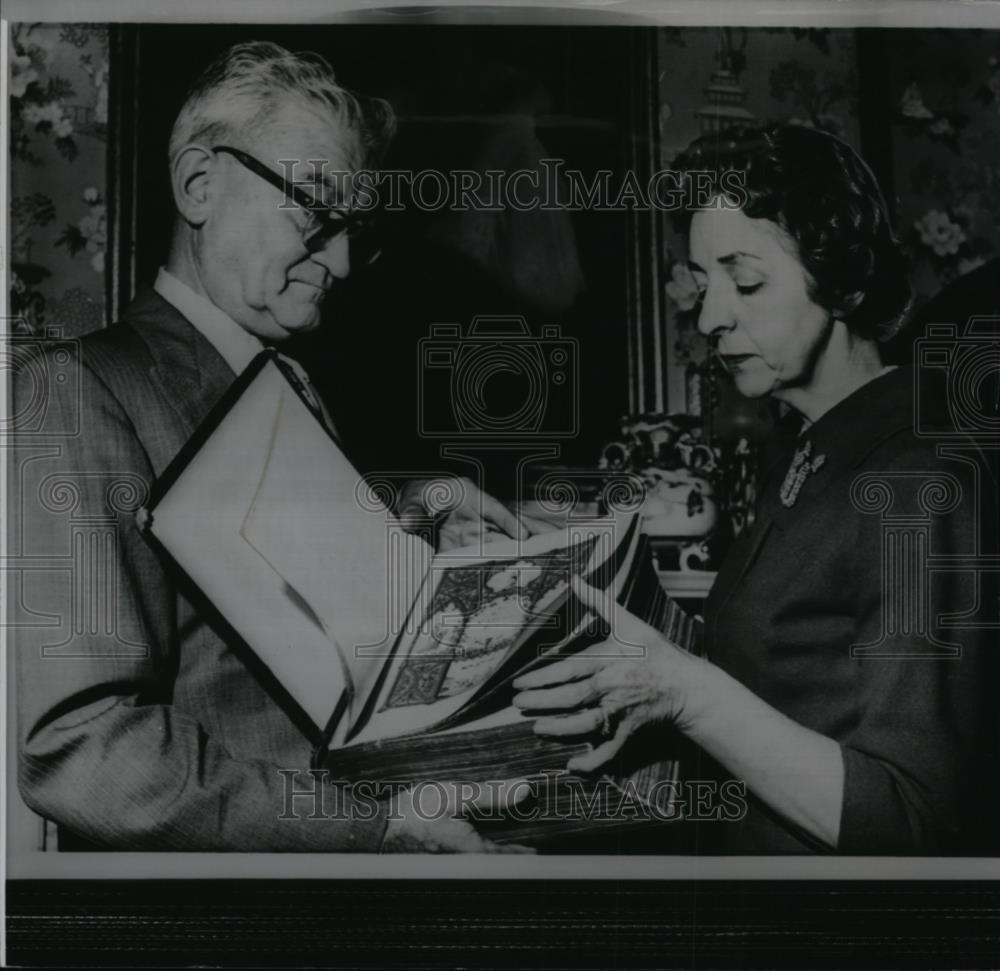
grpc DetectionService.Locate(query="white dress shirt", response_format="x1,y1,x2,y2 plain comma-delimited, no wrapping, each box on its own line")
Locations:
154,267,264,376
153,266,339,438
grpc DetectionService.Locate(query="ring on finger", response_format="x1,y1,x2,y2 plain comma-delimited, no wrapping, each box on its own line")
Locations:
596,704,615,740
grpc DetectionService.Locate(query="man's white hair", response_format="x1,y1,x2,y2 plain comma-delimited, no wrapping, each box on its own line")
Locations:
168,41,394,168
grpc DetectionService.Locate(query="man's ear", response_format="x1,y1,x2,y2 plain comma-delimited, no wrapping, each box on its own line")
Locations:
171,145,215,227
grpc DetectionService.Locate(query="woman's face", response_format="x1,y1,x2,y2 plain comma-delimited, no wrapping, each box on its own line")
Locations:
688,206,834,401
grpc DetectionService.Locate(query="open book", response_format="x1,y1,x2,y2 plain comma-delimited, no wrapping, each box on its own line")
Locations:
143,352,701,843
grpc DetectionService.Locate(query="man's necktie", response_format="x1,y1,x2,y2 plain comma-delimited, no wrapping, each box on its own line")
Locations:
276,354,342,444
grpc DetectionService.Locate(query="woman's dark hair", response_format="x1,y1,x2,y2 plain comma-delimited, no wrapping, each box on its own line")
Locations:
671,124,912,342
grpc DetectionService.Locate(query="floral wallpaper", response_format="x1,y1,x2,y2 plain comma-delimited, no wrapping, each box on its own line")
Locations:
9,23,109,338
8,26,999,347
888,30,1000,302
657,27,861,413
657,27,1000,414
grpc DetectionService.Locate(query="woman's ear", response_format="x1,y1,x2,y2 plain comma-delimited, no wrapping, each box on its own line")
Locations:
170,144,215,227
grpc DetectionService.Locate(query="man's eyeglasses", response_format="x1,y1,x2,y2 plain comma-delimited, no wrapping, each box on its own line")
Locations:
212,145,380,265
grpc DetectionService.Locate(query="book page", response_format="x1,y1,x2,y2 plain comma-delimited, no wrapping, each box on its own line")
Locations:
348,517,631,745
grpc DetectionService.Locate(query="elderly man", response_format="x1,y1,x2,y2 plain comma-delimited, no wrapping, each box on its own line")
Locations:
13,41,529,852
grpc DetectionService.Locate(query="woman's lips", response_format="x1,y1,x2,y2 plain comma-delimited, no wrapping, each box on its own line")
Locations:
719,352,757,370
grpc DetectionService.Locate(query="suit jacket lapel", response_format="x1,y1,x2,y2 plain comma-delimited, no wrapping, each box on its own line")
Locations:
125,288,238,440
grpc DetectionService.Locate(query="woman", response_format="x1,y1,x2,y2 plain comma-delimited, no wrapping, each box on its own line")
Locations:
513,124,999,854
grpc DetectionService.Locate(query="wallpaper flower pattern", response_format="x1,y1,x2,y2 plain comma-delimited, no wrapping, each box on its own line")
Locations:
888,30,1000,301
7,25,998,344
657,27,1000,413
9,24,109,338
657,28,861,408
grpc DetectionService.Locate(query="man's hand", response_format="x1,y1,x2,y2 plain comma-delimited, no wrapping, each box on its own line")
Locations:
397,476,555,552
381,778,535,853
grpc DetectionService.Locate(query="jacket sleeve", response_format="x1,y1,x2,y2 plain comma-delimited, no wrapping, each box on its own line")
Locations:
837,442,1000,854
12,346,387,850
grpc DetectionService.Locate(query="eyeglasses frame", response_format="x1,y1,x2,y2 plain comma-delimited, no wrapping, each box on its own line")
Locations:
211,144,376,258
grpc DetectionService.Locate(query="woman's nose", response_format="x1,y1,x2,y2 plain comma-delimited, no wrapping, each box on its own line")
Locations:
696,284,734,338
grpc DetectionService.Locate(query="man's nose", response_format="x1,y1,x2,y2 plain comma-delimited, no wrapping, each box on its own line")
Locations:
696,284,734,338
310,232,351,280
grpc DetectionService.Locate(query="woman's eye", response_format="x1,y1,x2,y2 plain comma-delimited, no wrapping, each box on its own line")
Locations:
736,281,763,296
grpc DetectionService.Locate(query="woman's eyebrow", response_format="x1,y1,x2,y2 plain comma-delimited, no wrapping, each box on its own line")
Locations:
688,251,764,273
717,251,764,266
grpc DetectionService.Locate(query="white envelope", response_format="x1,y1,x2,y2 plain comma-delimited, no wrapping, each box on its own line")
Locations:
147,356,432,730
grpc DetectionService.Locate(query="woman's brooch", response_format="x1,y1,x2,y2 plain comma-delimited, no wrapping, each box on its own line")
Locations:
779,440,827,508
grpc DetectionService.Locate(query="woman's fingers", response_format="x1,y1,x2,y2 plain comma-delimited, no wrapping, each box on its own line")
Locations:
513,677,600,713
511,653,601,691
568,734,627,774
532,707,606,738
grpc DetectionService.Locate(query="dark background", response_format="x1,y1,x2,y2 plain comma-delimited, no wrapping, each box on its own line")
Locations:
124,25,638,497
10,879,1000,968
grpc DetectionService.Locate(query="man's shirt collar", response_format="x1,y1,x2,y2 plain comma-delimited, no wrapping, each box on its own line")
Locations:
154,267,264,376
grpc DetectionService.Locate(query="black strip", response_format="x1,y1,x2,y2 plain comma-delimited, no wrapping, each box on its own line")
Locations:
10,880,1000,968
138,348,343,749
144,348,277,513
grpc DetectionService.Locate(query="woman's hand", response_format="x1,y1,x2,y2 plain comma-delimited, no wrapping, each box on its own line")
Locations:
516,583,845,848
512,577,703,773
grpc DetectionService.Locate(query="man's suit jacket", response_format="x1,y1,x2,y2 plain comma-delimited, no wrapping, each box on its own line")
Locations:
13,289,387,850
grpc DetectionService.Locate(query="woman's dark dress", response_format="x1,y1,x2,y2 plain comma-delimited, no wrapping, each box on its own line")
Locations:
701,366,999,853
